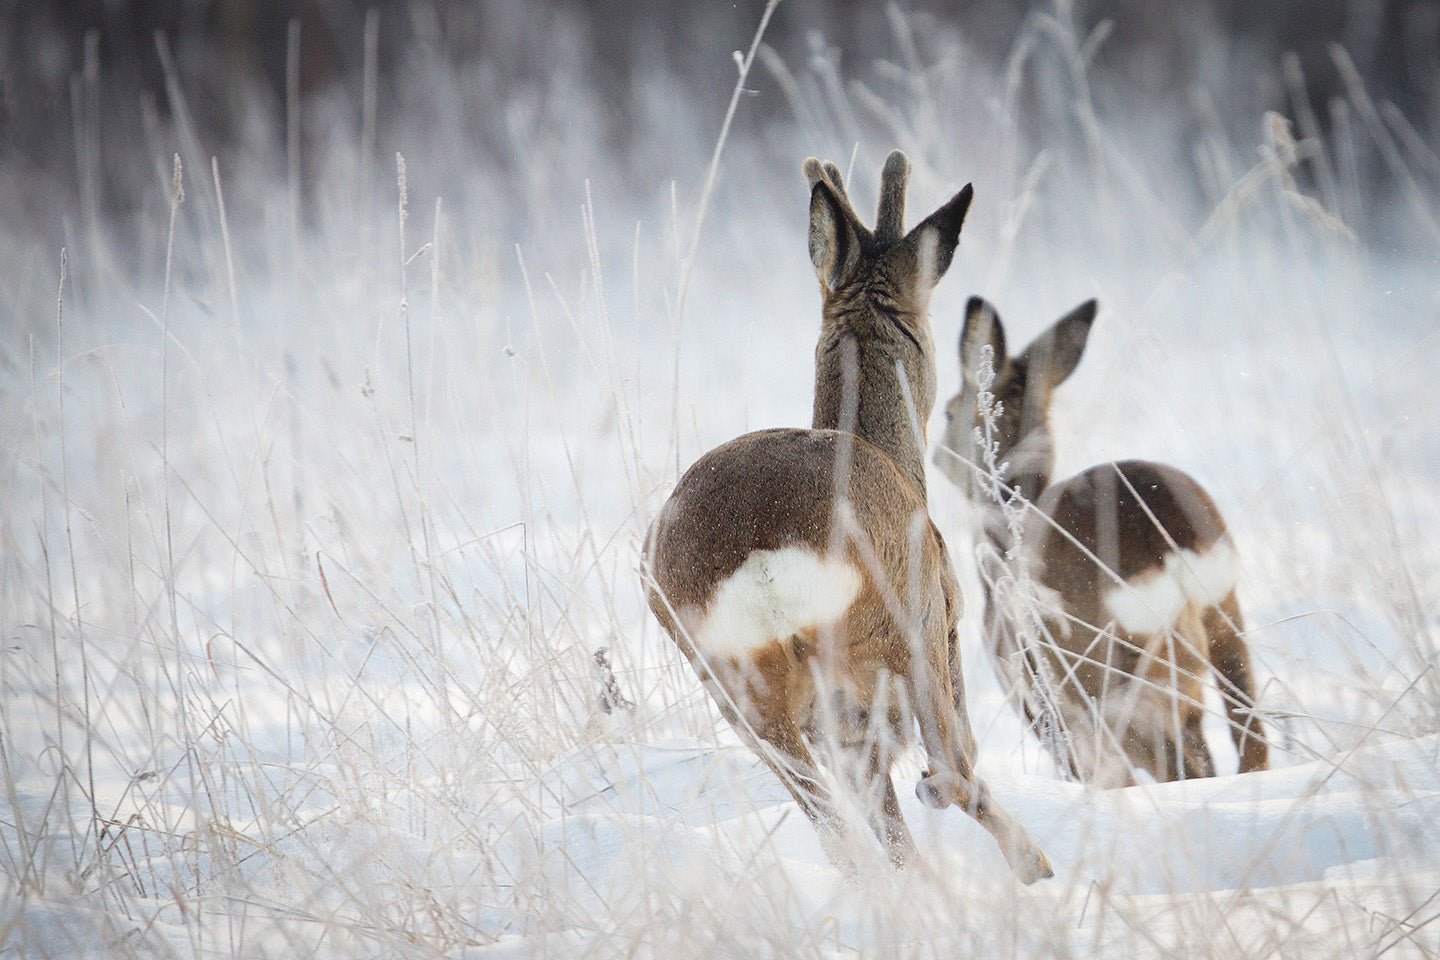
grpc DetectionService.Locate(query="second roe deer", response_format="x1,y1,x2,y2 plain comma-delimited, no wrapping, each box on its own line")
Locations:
643,153,1052,881
935,297,1269,787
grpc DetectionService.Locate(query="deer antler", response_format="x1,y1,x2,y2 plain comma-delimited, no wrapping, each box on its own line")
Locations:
802,152,910,243
875,150,910,242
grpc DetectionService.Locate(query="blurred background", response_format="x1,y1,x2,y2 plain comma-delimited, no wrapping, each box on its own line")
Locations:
4,0,1438,255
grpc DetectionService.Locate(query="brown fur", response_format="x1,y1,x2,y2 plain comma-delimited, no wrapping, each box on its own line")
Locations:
643,154,1051,881
936,297,1269,786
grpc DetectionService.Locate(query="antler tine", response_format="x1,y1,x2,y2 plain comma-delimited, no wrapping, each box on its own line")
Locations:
875,149,910,242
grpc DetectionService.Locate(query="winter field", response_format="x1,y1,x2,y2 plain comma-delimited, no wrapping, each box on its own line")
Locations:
3,4,1440,957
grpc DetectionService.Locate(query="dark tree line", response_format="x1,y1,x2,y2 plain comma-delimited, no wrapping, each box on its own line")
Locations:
2,0,1436,239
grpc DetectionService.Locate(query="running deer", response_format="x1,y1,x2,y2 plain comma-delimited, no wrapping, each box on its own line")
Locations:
643,153,1052,881
935,297,1269,787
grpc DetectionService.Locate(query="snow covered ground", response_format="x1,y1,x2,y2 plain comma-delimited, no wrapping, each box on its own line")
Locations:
3,7,1439,957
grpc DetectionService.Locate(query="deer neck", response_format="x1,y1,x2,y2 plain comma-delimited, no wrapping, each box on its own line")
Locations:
974,430,1055,591
812,318,934,497
974,474,1046,622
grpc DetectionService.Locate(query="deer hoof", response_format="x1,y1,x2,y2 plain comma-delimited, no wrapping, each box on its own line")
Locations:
915,772,949,809
1013,846,1055,884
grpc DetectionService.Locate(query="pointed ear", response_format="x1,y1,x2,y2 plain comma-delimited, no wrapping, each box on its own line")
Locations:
902,183,973,287
809,179,862,292
1019,299,1098,391
802,156,848,193
959,296,1007,384
802,156,827,189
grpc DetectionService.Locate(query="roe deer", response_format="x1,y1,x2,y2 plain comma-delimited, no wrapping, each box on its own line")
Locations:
935,297,1269,787
643,153,1052,881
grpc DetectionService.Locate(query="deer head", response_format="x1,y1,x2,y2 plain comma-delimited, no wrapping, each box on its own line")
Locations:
936,296,1097,505
806,152,975,494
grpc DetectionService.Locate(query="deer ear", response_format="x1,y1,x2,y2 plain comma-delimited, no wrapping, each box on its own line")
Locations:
1020,299,1097,391
902,183,973,287
809,179,862,292
802,156,827,189
959,296,1007,384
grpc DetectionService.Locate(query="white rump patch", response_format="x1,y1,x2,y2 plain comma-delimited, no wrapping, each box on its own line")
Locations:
1102,538,1238,635
690,548,863,659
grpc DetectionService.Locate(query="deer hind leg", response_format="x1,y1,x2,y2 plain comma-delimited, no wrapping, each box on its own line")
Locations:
944,625,981,761
737,710,859,869
823,682,916,868
869,752,914,868
833,735,916,868
907,630,1053,883
1204,591,1269,772
1180,710,1216,778
1128,609,1215,782
699,646,858,871
1058,695,1136,788
1174,607,1218,780
1107,679,1184,784
1144,712,1214,783
1115,719,1163,783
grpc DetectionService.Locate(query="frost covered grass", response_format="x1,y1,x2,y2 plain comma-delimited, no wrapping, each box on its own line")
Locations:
2,5,1439,957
